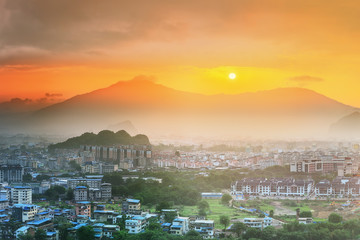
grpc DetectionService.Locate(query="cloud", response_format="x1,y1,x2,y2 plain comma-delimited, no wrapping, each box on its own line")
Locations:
288,75,324,83
0,93,64,113
45,93,63,98
1,0,359,67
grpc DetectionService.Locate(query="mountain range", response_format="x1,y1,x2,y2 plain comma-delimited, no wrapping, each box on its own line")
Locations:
0,76,358,139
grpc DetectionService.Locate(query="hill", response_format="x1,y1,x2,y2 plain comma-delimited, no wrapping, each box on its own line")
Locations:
107,120,138,135
330,112,360,138
1,76,357,139
48,130,150,150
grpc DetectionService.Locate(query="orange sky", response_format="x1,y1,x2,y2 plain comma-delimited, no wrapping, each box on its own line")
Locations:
1,0,360,107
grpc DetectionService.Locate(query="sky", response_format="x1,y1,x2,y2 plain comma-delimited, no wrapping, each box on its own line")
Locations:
1,0,360,107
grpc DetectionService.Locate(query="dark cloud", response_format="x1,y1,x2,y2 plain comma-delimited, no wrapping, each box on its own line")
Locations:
45,93,63,98
0,93,64,113
288,75,324,82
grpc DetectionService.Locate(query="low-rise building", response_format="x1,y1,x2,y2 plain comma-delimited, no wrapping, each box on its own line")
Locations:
125,216,147,234
193,220,214,239
75,202,91,218
122,199,141,214
12,204,38,222
15,226,35,239
93,210,118,223
27,218,53,230
170,217,189,235
243,217,273,229
0,199,9,210
298,218,313,224
93,223,105,239
201,193,223,199
102,225,120,238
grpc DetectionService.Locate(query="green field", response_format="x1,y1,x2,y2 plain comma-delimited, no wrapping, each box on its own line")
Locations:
235,200,275,212
179,199,255,229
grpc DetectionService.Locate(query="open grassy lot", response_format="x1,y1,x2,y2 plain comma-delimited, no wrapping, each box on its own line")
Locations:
179,199,255,229
235,199,275,212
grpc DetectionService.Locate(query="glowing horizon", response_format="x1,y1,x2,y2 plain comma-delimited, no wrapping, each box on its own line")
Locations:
1,0,360,107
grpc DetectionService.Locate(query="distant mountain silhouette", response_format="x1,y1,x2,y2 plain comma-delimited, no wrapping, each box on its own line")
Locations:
1,76,357,139
330,112,360,138
107,120,138,135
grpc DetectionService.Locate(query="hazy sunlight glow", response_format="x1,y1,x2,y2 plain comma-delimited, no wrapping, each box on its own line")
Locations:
229,73,236,80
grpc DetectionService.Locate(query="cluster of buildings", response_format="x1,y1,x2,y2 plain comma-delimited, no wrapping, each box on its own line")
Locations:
290,157,359,176
231,178,314,197
231,177,360,199
75,199,216,239
154,146,360,175
0,142,154,175
80,144,152,169
314,177,360,197
74,183,112,202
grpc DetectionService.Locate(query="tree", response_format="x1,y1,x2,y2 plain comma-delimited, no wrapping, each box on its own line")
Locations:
18,233,34,240
243,227,261,240
23,173,32,182
34,229,47,240
198,208,207,217
1,217,22,239
36,174,51,181
220,215,230,231
306,227,331,240
45,186,66,201
221,194,232,205
175,150,181,157
164,211,178,223
148,218,162,231
58,222,72,240
231,222,246,237
113,231,129,240
66,188,74,200
328,213,342,224
185,230,203,240
331,229,351,240
69,160,82,171
117,214,129,230
156,201,172,212
261,226,277,240
197,200,210,211
77,226,95,240
295,208,300,218
299,211,312,218
269,210,274,218
344,219,360,239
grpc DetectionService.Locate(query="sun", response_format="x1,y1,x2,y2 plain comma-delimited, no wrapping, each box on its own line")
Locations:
229,73,236,80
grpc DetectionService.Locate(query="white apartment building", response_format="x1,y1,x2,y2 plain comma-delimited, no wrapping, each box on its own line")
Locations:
231,178,314,197
125,216,147,234
11,186,32,204
170,217,190,235
243,217,273,229
68,178,102,189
